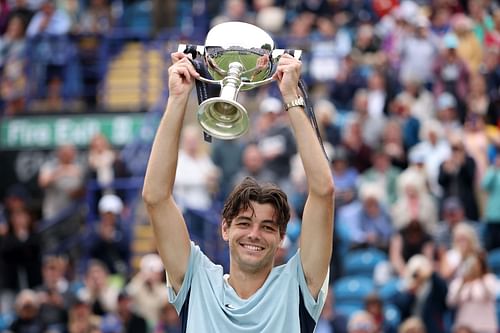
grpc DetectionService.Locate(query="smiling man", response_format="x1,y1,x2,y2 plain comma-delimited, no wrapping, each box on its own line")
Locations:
142,51,335,332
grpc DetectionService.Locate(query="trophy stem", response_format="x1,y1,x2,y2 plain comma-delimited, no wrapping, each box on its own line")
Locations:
220,62,244,101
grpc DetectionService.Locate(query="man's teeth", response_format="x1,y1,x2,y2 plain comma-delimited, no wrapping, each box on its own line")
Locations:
243,244,263,251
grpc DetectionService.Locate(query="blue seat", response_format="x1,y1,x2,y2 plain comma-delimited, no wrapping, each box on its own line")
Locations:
343,248,388,277
335,303,363,318
487,248,500,276
333,275,376,305
378,278,402,303
384,304,401,331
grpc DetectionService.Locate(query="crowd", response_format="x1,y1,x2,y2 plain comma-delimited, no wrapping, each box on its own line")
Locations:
1,0,500,332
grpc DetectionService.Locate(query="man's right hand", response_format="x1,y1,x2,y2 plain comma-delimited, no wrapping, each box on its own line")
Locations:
168,52,199,97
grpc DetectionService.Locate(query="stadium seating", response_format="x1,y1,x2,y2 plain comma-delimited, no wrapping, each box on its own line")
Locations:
333,275,376,306
487,248,500,277
343,248,388,277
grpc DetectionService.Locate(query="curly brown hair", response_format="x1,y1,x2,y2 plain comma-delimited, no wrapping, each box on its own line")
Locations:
221,177,290,237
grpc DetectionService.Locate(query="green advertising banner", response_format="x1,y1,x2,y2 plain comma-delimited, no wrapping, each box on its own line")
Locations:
0,113,146,150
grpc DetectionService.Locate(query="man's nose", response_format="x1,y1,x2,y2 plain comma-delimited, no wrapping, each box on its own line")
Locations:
247,224,262,239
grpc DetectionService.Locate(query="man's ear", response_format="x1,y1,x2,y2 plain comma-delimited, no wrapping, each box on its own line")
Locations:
221,219,229,241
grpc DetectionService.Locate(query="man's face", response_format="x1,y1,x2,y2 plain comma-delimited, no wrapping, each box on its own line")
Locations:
222,202,283,274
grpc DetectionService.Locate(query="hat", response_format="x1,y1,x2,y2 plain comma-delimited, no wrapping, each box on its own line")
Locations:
443,33,459,49
260,97,283,114
140,253,164,273
437,92,457,110
443,197,463,212
98,194,123,215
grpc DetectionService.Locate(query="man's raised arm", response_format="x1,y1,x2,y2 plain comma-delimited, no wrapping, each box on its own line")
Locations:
142,53,200,293
275,54,335,298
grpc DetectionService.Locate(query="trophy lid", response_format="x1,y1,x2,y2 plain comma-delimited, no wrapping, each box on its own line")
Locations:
205,21,275,51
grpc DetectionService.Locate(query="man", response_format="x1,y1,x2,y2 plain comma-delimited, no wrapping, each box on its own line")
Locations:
142,52,335,332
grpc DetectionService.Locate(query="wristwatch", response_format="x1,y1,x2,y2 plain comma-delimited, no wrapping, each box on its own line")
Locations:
284,96,305,111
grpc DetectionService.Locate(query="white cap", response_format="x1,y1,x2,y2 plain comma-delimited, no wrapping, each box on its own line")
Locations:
98,194,124,215
140,253,164,273
260,97,283,114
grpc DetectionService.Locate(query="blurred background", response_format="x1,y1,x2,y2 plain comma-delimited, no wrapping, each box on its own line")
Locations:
0,0,500,332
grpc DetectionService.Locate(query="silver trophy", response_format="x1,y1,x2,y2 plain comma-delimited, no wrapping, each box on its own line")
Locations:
178,21,302,140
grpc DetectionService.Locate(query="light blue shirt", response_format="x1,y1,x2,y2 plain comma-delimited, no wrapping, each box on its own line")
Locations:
168,242,328,333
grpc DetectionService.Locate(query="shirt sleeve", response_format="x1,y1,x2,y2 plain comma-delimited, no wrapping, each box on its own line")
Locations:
293,250,329,321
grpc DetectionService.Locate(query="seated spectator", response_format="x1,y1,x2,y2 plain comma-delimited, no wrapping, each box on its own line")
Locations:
434,197,480,258
67,295,101,333
440,222,482,281
399,74,435,123
330,146,358,209
435,92,462,139
8,289,46,332
233,143,274,186
36,255,72,332
389,219,434,278
0,206,42,311
7,0,34,31
75,260,120,317
0,15,28,115
86,194,130,276
342,118,373,173
447,252,498,333
387,93,421,151
111,290,148,333
381,120,408,170
338,183,393,251
360,148,401,205
352,89,386,149
347,310,377,333
38,144,85,221
462,114,490,186
393,255,448,333
154,303,181,333
363,293,394,333
126,253,168,326
453,14,483,74
314,99,341,147
398,317,427,333
481,154,500,251
392,171,438,235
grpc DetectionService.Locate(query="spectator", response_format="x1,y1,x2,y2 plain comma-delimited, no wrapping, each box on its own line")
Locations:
392,171,438,235
393,255,448,333
351,22,381,70
7,0,34,31
434,197,480,257
154,303,181,333
113,291,148,333
360,148,401,205
329,54,365,109
329,146,358,209
173,124,220,212
440,222,482,281
363,293,393,333
36,255,72,332
38,144,85,221
432,33,470,118
389,219,434,278
126,253,168,326
468,0,494,45
466,73,493,118
435,92,462,139
481,153,500,251
8,289,46,333
351,89,386,149
338,183,393,251
75,260,120,316
254,97,297,193
347,310,377,333
313,99,341,147
233,143,274,186
453,13,483,73
387,93,421,151
381,119,408,170
398,317,427,333
399,74,435,124
342,118,373,173
462,114,490,185
398,15,439,87
67,296,100,333
0,206,43,311
0,15,27,115
86,194,130,276
80,0,114,34
438,137,480,221
446,252,498,333
26,0,71,109
409,119,452,197
210,139,243,201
